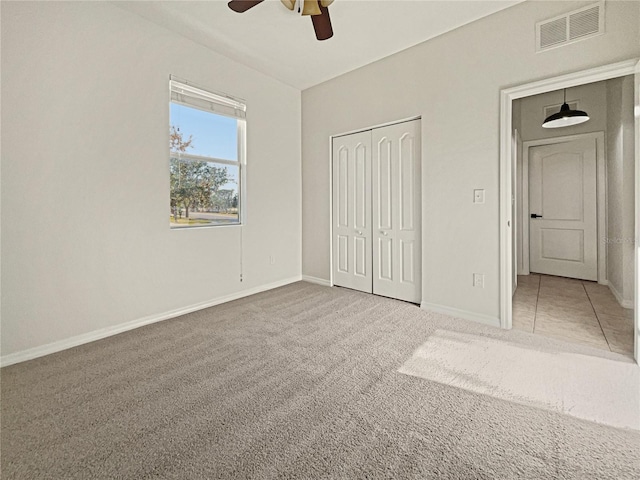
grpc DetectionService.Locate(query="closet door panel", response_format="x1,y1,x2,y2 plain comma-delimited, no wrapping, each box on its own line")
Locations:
372,120,421,303
372,134,397,299
332,131,373,293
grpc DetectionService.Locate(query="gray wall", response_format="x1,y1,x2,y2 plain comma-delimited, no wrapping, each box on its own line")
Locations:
301,1,639,322
606,75,635,306
1,1,302,358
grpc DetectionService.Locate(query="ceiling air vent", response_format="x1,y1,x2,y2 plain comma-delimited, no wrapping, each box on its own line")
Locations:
536,1,604,52
539,17,567,49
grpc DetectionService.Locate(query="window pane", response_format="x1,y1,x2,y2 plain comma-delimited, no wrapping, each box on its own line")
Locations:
170,103,237,161
170,159,239,228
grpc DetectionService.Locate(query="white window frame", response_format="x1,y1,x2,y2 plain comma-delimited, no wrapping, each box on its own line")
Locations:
169,75,247,228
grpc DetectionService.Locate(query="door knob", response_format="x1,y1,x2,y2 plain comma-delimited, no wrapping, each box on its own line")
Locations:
380,231,388,236
356,230,363,235
530,214,543,218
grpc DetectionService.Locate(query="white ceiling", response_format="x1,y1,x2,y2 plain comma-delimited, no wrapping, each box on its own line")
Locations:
116,0,523,90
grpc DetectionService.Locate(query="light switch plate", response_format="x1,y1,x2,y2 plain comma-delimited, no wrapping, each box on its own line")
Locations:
473,189,485,204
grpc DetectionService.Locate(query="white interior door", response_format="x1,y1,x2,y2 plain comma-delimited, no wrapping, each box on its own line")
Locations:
332,131,373,293
529,138,597,280
372,120,422,303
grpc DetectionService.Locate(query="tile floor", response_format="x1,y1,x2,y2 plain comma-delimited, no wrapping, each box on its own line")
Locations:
513,274,634,357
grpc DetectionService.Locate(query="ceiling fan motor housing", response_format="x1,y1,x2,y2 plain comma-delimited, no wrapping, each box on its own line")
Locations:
283,0,334,16
228,0,334,40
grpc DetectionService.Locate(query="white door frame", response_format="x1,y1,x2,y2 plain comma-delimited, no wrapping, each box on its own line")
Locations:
511,128,520,295
499,58,640,362
521,132,606,284
328,115,421,288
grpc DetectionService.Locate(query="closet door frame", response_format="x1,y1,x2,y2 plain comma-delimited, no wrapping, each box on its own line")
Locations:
329,116,422,302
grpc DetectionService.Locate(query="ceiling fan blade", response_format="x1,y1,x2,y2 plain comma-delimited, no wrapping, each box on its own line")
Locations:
280,0,295,11
311,4,333,40
227,0,265,13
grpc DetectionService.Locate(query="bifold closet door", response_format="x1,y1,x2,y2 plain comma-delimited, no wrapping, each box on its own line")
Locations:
372,120,421,303
332,130,373,293
332,119,421,303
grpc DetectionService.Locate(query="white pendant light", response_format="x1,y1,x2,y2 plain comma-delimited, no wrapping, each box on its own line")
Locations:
542,88,590,128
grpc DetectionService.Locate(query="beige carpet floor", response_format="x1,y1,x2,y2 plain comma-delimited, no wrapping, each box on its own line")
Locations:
2,282,639,479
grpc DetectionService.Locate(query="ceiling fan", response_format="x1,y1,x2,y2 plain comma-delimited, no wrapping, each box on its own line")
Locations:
228,0,335,41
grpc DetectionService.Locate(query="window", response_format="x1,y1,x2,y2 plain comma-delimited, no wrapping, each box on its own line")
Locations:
169,77,246,228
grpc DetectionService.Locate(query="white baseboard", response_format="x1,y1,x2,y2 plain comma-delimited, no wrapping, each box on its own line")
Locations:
420,301,501,328
301,275,331,287
1,275,302,368
608,282,634,309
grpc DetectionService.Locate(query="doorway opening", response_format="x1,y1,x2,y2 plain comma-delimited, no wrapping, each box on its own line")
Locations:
499,59,639,361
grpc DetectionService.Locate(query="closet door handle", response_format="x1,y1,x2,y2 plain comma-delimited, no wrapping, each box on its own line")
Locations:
380,231,388,236
356,230,363,235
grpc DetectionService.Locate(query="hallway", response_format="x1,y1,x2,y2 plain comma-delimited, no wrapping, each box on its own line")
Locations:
513,274,634,357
